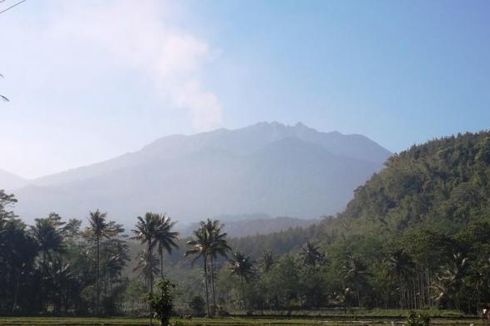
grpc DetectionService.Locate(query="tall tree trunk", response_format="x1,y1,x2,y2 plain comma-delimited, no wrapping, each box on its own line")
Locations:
148,241,154,294
211,257,217,316
203,255,210,317
96,236,100,315
11,274,19,313
160,251,164,280
148,240,154,326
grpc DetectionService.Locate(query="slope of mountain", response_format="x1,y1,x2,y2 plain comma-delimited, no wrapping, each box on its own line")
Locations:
336,130,490,233
228,130,490,258
14,122,391,224
0,169,27,191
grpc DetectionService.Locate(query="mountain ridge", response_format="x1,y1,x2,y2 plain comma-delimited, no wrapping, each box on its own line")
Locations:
11,122,391,225
0,169,27,191
31,122,390,187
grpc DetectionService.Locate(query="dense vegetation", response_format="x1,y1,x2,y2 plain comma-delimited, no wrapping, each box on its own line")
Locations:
0,131,488,317
220,132,490,314
202,132,489,314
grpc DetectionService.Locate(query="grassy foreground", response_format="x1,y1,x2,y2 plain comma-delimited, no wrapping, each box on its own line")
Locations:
0,316,485,326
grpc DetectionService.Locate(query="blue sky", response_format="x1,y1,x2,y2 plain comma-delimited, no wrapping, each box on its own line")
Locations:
1,0,489,177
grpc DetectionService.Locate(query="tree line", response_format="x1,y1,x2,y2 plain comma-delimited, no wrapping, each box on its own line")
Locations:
0,189,240,316
1,186,488,316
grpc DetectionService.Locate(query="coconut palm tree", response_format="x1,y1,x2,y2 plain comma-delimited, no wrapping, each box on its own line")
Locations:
30,213,66,311
155,214,179,278
134,249,160,287
229,251,255,282
229,251,255,309
84,210,122,315
185,225,212,316
203,219,230,312
301,241,325,266
186,219,230,316
31,213,65,267
431,251,469,310
131,213,161,294
261,250,274,273
342,254,371,307
386,249,416,308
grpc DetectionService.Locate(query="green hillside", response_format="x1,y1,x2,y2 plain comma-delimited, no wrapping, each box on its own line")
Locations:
223,132,490,314
340,131,490,234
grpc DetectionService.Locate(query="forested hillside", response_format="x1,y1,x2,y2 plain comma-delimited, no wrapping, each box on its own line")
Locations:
340,131,490,233
202,132,490,313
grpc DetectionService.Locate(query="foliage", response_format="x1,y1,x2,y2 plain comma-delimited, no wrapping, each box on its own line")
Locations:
132,212,179,295
186,219,230,316
406,311,430,326
148,278,175,326
0,198,129,315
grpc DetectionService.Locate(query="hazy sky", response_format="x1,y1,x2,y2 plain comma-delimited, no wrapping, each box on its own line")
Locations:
1,0,489,178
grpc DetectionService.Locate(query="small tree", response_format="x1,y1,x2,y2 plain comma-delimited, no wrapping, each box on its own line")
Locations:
148,278,175,326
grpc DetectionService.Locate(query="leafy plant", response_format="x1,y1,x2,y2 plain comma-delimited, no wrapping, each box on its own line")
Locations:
406,311,430,326
148,278,175,326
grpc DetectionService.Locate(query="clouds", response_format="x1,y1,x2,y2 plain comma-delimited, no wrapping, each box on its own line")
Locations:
49,0,223,131
0,0,226,177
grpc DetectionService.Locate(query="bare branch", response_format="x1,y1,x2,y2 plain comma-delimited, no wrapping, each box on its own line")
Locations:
0,0,27,15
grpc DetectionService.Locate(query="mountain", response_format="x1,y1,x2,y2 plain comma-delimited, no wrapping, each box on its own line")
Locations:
0,169,27,191
14,122,391,225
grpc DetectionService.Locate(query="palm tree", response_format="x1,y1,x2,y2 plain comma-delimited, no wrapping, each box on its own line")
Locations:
84,210,122,315
203,219,230,313
45,256,75,313
186,219,230,316
185,226,212,316
30,213,66,311
261,250,274,273
431,252,469,310
131,213,161,294
155,214,179,278
134,249,160,288
301,241,325,266
229,251,255,282
229,251,255,309
386,249,416,309
31,213,65,267
342,254,371,307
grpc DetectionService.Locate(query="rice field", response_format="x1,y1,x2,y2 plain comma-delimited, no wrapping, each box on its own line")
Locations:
0,316,484,326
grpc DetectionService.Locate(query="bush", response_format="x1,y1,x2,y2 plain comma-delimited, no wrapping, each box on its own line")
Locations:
406,311,430,326
149,278,175,326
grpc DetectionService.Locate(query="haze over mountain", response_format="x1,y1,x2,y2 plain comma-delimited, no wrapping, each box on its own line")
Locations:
180,214,319,238
12,122,391,225
0,169,27,191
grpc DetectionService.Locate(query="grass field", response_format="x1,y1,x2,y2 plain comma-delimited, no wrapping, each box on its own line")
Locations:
0,316,485,326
